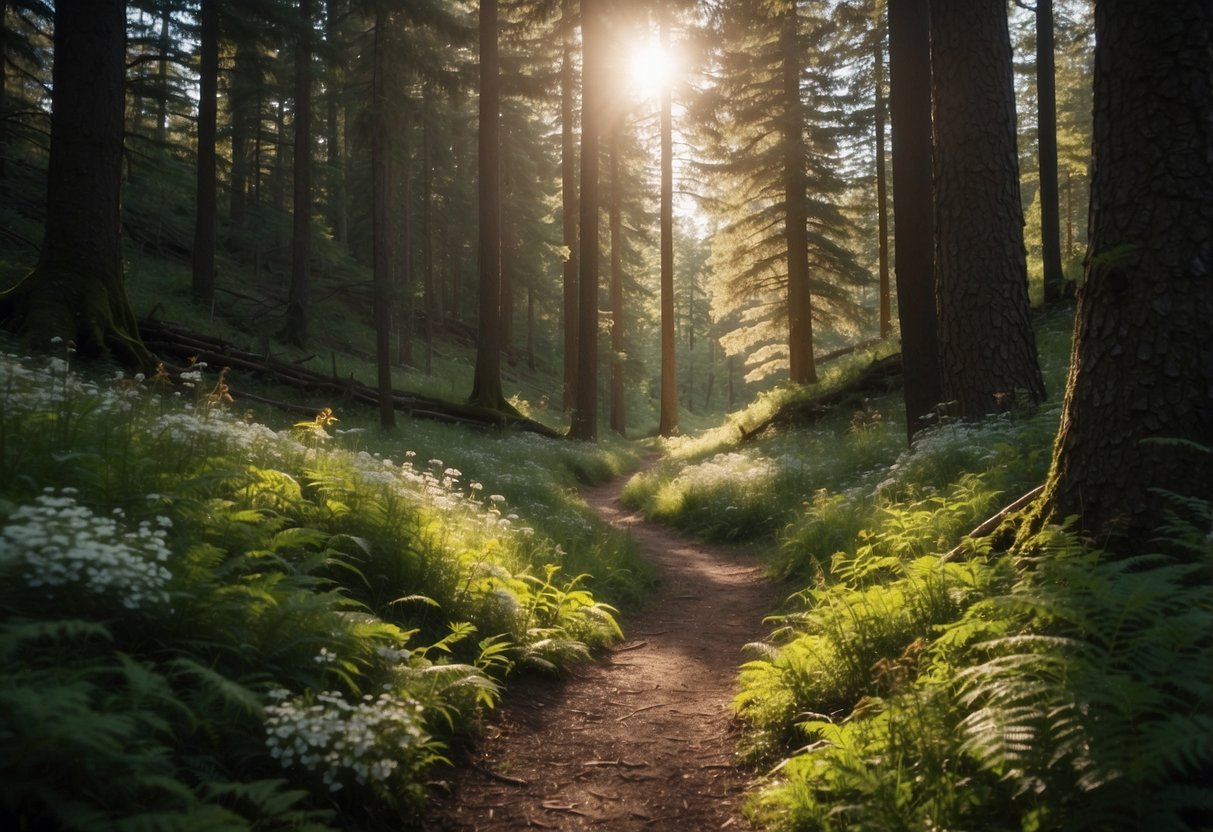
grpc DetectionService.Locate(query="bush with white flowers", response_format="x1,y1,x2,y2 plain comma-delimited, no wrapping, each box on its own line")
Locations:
0,488,172,610
264,688,434,793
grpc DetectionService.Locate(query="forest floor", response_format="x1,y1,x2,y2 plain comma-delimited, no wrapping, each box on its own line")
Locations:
423,471,784,831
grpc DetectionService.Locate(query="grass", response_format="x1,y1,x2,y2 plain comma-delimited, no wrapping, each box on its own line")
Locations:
0,338,652,829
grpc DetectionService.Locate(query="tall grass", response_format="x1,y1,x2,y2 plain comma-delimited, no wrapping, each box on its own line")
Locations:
0,340,649,829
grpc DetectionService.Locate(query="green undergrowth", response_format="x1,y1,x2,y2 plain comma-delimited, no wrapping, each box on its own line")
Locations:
0,341,651,830
662,306,1212,830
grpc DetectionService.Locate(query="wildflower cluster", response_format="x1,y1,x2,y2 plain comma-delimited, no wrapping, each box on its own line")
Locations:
264,689,432,791
0,489,172,609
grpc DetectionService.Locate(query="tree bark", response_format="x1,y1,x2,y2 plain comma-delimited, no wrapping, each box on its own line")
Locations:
325,0,347,245
561,0,579,413
609,119,626,438
1029,0,1213,556
781,3,816,386
423,87,436,375
0,0,146,366
191,0,219,309
1035,0,1067,303
470,0,510,411
284,0,314,347
371,9,395,429
931,0,1045,419
658,12,678,435
572,0,603,441
888,0,941,440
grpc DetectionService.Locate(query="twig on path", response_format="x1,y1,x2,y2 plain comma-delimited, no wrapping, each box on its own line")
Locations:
470,760,529,786
613,640,649,653
524,813,557,829
582,758,649,768
617,703,664,722
541,801,593,817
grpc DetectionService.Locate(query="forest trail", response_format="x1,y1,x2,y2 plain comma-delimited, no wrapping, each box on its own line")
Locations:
424,471,783,831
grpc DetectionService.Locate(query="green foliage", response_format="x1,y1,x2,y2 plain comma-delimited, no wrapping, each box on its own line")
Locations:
0,344,645,827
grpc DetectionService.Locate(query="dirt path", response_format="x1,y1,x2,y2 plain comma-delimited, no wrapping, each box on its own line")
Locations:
423,473,783,831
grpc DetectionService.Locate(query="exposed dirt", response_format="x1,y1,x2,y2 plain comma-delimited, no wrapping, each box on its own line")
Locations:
422,472,784,831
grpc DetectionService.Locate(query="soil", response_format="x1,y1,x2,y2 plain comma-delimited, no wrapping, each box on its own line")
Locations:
422,472,784,831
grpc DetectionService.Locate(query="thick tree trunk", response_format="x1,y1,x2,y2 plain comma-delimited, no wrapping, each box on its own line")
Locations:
1035,0,1067,303
284,0,314,346
561,0,579,413
371,11,395,429
571,0,603,441
781,4,816,385
658,14,678,436
470,0,510,411
0,0,146,366
0,0,8,179
191,0,219,309
931,0,1045,419
888,0,941,440
609,121,626,438
1030,0,1213,556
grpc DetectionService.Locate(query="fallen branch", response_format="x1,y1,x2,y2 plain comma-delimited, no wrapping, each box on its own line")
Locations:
616,703,664,722
940,485,1044,563
582,759,648,769
139,318,563,438
469,760,529,787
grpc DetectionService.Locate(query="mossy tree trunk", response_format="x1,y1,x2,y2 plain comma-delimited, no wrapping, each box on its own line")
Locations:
0,0,147,367
1028,0,1213,557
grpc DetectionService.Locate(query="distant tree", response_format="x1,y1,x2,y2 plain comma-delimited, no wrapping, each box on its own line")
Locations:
284,0,315,346
608,117,626,437
470,0,510,411
1029,0,1212,556
1029,0,1068,303
191,0,219,308
560,0,579,413
657,9,678,436
0,0,147,365
703,0,864,386
872,1,892,339
931,0,1045,419
370,6,395,429
887,0,940,439
571,0,603,441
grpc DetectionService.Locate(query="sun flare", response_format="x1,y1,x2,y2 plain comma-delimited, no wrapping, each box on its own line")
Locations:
627,39,676,101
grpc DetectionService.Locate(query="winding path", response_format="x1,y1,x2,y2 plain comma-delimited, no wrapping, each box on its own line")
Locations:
424,473,782,830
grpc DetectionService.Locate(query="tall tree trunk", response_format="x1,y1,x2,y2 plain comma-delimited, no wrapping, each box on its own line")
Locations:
397,161,414,367
470,0,509,410
931,0,1044,419
526,284,536,371
781,3,816,385
284,0,314,346
156,6,171,146
560,0,579,413
888,0,941,440
1029,0,1213,557
229,40,253,225
657,11,678,436
325,0,346,245
370,10,395,429
609,120,626,438
0,0,145,365
1035,0,1066,303
572,0,603,441
874,3,892,339
0,0,8,179
191,0,219,308
422,89,436,375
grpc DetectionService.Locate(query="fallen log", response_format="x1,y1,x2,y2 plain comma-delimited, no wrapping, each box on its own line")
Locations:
739,353,903,441
139,318,563,438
